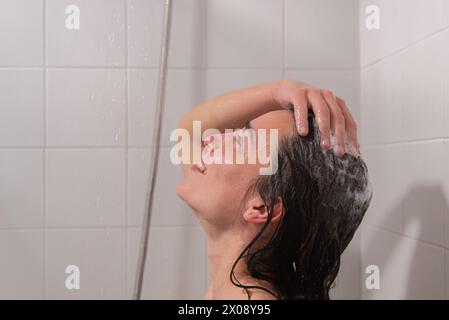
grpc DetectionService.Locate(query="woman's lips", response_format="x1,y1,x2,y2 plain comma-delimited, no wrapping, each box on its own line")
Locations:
190,163,206,174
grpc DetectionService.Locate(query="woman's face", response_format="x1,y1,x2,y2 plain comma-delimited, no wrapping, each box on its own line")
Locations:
176,110,295,227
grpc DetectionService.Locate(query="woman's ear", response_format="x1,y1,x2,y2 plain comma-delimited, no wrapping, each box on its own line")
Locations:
243,196,284,224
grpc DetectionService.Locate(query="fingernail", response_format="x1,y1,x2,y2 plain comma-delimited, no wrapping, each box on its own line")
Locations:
321,138,329,149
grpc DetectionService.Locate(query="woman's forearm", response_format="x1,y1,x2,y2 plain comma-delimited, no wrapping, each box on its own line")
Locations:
178,81,283,136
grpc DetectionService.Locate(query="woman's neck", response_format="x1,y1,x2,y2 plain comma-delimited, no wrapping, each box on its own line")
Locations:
204,231,252,299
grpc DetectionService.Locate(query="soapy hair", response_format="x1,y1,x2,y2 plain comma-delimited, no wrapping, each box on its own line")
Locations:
230,110,373,300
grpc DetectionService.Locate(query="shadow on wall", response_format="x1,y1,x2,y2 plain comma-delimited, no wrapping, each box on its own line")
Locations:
362,184,448,299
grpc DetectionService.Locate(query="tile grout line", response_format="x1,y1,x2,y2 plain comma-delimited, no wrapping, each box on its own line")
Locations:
361,24,449,70
365,223,449,250
364,137,449,148
0,66,360,71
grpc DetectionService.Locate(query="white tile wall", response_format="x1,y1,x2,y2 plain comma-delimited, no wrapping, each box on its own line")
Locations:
0,70,44,146
128,69,158,146
47,69,126,147
207,0,283,68
401,141,447,246
0,150,44,228
127,226,207,299
360,0,449,300
445,141,449,249
360,0,445,66
46,0,126,66
285,0,359,68
128,0,207,68
362,145,403,233
46,149,126,227
128,0,163,67
0,0,43,66
446,250,449,298
361,225,445,299
361,54,403,145
45,228,127,299
0,230,44,299
401,32,447,141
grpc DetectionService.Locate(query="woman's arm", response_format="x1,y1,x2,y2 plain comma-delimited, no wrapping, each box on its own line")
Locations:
176,78,359,176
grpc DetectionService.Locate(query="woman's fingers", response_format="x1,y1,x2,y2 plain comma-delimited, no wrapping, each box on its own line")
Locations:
307,89,331,150
337,97,360,152
322,90,346,157
293,92,309,136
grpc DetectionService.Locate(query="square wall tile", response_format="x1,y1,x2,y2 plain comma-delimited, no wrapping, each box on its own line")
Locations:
0,150,44,228
362,145,403,233
361,225,445,299
47,69,126,147
205,70,283,101
46,229,126,299
0,230,44,299
0,0,43,66
46,0,125,66
360,0,401,66
446,250,449,298
361,55,403,145
0,70,44,146
207,0,283,68
444,140,449,248
402,33,446,141
444,0,449,28
285,70,360,123
162,70,206,147
128,69,157,146
127,147,197,227
401,141,446,247
128,0,206,68
127,226,207,299
46,149,126,227
130,69,203,148
398,0,444,48
128,0,163,67
285,0,359,68
360,0,444,66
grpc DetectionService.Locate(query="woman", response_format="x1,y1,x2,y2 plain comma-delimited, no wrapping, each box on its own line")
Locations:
175,78,372,300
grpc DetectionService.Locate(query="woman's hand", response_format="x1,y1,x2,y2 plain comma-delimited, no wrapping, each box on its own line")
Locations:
272,77,360,157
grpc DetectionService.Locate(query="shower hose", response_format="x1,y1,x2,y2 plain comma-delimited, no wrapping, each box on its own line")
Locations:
133,0,173,300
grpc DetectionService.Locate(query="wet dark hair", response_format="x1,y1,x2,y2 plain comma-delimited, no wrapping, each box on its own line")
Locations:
230,110,373,300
